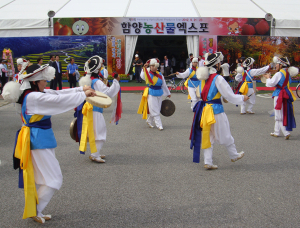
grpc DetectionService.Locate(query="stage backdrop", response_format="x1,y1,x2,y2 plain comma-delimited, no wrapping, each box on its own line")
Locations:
0,36,107,76
217,36,300,69
53,17,271,36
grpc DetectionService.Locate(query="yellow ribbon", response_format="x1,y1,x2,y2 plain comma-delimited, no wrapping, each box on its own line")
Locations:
200,104,216,149
14,114,45,219
198,79,221,149
184,68,197,99
239,71,254,95
137,87,149,119
239,82,249,95
79,102,97,153
184,68,197,87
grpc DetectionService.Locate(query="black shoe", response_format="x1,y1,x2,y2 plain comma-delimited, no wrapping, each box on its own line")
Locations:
136,81,139,83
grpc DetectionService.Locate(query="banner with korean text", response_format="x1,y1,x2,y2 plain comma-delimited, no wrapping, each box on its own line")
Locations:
53,17,270,36
107,35,125,75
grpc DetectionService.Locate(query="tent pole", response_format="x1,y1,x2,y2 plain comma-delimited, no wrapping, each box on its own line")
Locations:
190,0,201,17
123,0,132,17
250,0,268,14
0,0,15,10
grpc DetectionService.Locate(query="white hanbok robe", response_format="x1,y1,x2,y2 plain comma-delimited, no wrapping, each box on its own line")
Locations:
26,87,87,190
266,71,290,136
92,79,120,141
176,68,199,109
140,69,170,128
235,66,270,113
201,75,245,165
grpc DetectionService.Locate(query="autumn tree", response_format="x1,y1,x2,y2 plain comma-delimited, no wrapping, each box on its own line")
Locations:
218,36,243,67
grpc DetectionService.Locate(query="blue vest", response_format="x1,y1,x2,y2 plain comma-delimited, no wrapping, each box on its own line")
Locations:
272,70,292,97
91,79,103,113
244,70,253,88
188,68,201,88
147,72,163,96
22,94,57,150
200,75,224,114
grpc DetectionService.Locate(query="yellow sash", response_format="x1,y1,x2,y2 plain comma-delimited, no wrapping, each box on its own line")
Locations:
239,71,252,95
137,69,160,119
79,102,97,153
184,68,197,99
137,87,149,119
239,82,249,95
15,114,44,219
144,68,159,86
184,68,197,87
200,104,216,149
199,79,221,149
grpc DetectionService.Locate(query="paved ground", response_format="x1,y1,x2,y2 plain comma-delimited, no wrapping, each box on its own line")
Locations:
0,93,300,227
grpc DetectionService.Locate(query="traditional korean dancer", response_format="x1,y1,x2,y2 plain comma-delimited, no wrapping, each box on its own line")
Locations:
235,57,271,114
138,58,171,130
263,56,298,139
190,52,249,170
77,56,121,163
2,64,96,223
176,57,200,110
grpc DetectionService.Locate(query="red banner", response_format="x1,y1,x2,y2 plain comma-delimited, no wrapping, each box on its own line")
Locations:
107,35,125,75
199,35,217,56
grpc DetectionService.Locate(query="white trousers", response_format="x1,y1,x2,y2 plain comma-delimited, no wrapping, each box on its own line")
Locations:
203,144,240,166
147,95,163,128
202,113,240,165
188,87,200,110
91,140,105,158
36,185,56,217
241,88,255,113
273,96,290,136
31,149,63,190
31,149,62,218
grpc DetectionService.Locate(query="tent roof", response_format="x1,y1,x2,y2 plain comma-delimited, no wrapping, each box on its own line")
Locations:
0,0,299,20
53,0,300,20
0,0,299,37
0,0,70,19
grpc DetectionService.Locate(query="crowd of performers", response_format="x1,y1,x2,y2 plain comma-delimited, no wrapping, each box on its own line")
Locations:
1,51,298,224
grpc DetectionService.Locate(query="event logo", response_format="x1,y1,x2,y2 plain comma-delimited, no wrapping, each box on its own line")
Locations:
72,20,89,35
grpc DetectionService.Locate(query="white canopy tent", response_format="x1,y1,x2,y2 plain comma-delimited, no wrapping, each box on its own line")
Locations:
0,0,300,37
0,0,299,73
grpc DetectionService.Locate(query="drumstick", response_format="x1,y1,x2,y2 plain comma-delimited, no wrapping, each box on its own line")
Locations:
166,73,177,77
248,92,255,97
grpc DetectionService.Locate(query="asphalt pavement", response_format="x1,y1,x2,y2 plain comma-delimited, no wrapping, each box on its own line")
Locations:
0,92,300,227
